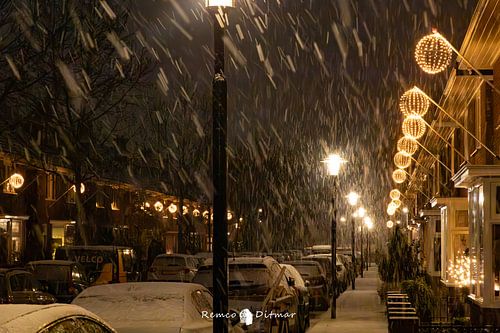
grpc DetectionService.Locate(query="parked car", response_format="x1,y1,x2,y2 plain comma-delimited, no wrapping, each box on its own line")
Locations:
193,256,300,332
194,252,212,267
0,304,116,332
303,254,348,295
55,245,139,285
26,260,88,303
73,282,244,333
337,254,355,287
281,264,310,333
285,260,329,311
0,268,56,305
147,254,198,282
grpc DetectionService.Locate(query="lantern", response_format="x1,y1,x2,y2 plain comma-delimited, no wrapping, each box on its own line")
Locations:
415,33,453,74
402,115,426,139
399,88,430,117
392,169,407,184
390,189,401,200
397,136,419,156
394,152,412,169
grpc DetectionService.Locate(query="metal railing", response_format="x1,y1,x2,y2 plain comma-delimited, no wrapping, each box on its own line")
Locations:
419,324,500,333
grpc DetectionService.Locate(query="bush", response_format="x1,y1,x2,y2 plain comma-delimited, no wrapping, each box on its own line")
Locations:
401,277,436,322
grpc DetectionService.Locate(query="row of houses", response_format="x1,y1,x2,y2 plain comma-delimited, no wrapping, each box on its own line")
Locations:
0,152,215,267
403,0,500,325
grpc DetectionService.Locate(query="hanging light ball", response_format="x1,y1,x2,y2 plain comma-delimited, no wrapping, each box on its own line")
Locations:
154,201,164,212
392,199,402,208
394,152,412,169
392,169,407,184
415,33,453,74
399,88,430,117
387,206,396,216
390,189,401,200
388,201,398,211
387,220,394,228
397,136,419,156
402,115,426,139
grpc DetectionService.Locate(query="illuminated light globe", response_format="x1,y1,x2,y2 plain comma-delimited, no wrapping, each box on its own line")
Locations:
387,206,396,216
392,169,407,184
399,88,430,117
397,136,419,156
394,152,412,169
205,0,236,8
154,201,164,212
168,203,178,214
388,201,398,211
8,173,24,189
415,33,453,74
387,220,394,228
402,115,426,139
392,199,402,208
390,189,401,200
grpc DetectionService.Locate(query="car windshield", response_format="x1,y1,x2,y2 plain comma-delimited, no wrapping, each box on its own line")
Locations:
154,257,187,266
30,265,70,281
293,264,322,277
194,264,272,294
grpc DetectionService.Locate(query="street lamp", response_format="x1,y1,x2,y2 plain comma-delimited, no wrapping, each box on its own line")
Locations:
346,191,359,290
206,1,236,332
322,153,346,319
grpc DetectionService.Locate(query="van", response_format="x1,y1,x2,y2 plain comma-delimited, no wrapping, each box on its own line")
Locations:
55,246,138,285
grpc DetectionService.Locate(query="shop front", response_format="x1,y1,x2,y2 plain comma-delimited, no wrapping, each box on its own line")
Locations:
0,215,28,266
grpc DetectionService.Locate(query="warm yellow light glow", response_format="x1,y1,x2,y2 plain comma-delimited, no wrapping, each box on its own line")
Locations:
202,210,210,219
357,207,366,218
205,0,236,8
386,220,394,228
154,201,164,212
193,209,200,217
402,115,426,139
392,169,407,184
394,152,412,169
183,206,189,215
168,203,178,214
322,154,346,176
71,183,85,194
363,216,373,230
340,216,346,222
392,199,402,208
402,207,409,214
397,136,419,156
390,189,401,200
227,211,233,220
346,191,360,206
388,201,398,211
447,251,470,287
387,207,396,216
399,88,430,117
415,32,453,74
8,173,24,189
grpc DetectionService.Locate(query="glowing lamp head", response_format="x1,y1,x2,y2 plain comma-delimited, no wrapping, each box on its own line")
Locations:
346,191,360,206
397,136,419,156
205,0,236,8
390,189,401,200
8,173,24,189
402,207,409,214
394,152,412,169
392,169,407,184
415,32,453,74
364,217,373,230
357,207,366,218
322,154,346,176
399,88,430,117
402,115,427,140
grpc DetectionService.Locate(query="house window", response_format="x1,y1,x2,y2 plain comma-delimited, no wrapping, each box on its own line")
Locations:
469,185,484,299
46,174,56,200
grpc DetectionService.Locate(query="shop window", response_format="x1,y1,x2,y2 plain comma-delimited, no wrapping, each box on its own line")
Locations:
494,225,500,298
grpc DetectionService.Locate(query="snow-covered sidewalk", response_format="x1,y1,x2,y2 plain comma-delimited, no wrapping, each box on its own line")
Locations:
308,265,388,333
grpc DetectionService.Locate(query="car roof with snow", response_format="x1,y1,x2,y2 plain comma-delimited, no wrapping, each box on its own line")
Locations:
0,304,114,332
201,256,278,267
284,260,322,266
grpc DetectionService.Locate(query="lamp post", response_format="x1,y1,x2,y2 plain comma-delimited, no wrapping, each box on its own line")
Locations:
346,191,359,290
357,206,366,277
364,217,373,269
205,1,235,332
322,153,346,319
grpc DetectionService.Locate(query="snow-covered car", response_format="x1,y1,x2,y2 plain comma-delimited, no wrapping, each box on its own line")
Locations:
0,304,116,332
26,260,88,303
72,282,243,333
281,264,310,333
193,256,300,333
285,260,329,311
303,254,348,295
147,254,198,282
0,268,56,305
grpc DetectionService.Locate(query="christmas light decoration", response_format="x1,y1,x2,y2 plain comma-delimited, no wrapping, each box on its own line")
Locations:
390,189,401,200
399,88,430,117
447,251,470,287
394,152,412,169
397,136,419,156
402,115,426,139
415,33,452,74
154,201,164,212
392,169,407,184
168,203,178,214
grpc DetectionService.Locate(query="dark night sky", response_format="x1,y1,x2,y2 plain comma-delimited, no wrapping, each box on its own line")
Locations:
130,0,476,242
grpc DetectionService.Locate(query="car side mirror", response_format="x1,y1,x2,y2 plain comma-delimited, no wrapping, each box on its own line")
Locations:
304,280,310,287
